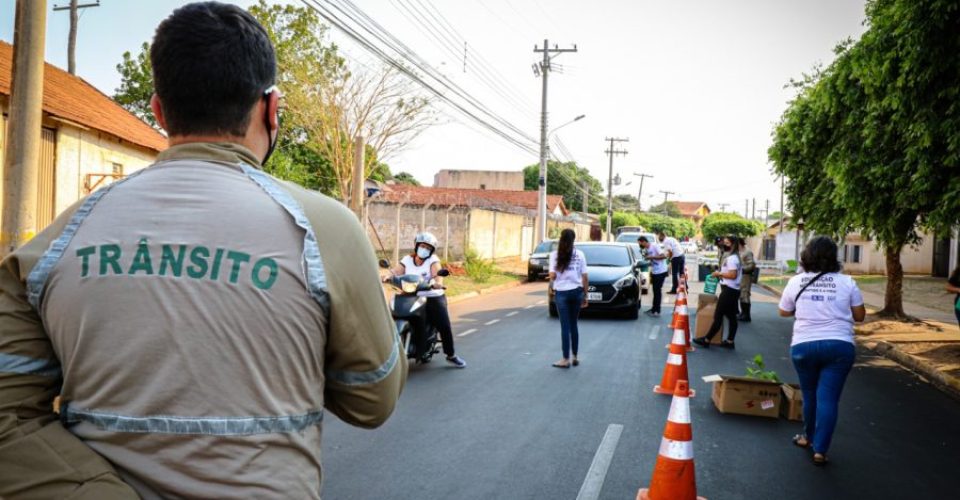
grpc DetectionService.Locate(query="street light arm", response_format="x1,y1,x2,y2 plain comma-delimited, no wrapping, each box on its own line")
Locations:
549,114,586,136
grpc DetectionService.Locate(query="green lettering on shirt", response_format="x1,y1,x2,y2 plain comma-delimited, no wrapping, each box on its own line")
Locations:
99,244,122,275
128,238,155,275
76,246,95,277
159,244,186,277
210,248,225,281
187,246,210,279
226,250,251,284
252,257,279,290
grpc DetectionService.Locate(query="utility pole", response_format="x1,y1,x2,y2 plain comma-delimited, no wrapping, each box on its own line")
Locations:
350,136,365,220
603,137,628,240
752,198,756,220
2,0,48,257
744,199,749,218
534,39,577,244
658,190,675,215
53,0,99,75
764,199,770,229
634,173,653,212
779,176,785,235
718,203,729,213
581,180,589,214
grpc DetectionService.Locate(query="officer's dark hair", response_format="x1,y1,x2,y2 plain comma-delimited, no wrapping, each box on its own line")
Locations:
800,236,842,273
638,236,649,243
151,2,276,137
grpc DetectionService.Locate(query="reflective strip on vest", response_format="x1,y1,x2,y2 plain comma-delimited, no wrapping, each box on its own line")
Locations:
0,352,61,378
62,405,324,436
659,437,694,461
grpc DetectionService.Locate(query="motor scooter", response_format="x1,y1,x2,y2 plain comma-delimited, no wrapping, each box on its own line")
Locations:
380,259,450,363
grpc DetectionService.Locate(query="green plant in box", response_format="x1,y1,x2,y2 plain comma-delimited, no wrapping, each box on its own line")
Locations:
746,354,780,383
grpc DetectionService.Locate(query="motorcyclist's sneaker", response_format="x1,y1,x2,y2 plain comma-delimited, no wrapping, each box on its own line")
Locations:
446,355,467,368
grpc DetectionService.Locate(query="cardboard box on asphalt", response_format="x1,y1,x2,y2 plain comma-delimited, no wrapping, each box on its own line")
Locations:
695,293,722,344
702,374,782,418
780,383,803,421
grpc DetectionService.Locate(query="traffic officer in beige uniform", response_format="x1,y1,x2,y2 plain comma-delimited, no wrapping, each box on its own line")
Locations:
0,3,405,498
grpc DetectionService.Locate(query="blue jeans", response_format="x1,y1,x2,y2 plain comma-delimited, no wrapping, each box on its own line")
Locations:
555,288,583,359
791,339,856,454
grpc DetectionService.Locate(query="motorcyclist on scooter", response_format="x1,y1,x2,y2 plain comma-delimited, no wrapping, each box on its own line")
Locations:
387,232,466,368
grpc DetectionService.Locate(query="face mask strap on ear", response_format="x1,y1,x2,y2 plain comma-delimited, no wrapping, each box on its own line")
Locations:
261,84,280,166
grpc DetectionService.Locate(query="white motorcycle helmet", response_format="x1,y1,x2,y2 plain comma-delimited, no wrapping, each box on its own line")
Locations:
414,232,439,259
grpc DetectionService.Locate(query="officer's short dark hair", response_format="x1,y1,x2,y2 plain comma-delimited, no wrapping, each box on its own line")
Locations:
638,236,649,243
151,2,276,137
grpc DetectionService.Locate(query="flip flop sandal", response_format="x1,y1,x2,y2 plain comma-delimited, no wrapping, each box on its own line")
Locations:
792,435,810,449
552,361,571,369
813,454,829,466
572,358,580,366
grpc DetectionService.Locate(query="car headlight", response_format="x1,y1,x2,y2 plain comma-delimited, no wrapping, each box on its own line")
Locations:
613,274,636,290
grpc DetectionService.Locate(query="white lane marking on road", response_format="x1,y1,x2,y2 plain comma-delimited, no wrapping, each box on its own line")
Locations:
536,300,546,305
457,328,478,338
648,325,661,340
525,304,535,309
506,311,519,317
576,424,624,500
485,319,500,326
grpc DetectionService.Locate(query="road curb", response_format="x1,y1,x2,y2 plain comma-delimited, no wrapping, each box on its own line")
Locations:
759,280,960,401
757,282,783,297
864,340,960,402
446,279,526,304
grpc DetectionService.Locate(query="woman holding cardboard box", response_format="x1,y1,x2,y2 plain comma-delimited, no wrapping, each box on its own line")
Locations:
777,236,866,466
694,236,742,349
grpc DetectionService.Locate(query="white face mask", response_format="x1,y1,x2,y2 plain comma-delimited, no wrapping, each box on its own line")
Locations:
417,247,433,259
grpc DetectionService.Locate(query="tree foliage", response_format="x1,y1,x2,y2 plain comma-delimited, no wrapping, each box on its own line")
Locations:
768,0,960,317
113,42,155,128
701,213,762,242
392,171,420,186
523,161,603,213
648,201,681,218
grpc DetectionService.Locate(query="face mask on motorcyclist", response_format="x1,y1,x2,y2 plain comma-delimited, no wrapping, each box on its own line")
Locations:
417,246,433,259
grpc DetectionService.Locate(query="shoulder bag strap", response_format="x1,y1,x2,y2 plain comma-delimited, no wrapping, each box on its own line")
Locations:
795,272,829,303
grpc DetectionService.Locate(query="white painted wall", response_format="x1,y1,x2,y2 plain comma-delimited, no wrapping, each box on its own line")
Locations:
54,126,157,215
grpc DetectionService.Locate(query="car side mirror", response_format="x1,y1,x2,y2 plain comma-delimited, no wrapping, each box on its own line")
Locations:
437,269,451,277
378,259,391,269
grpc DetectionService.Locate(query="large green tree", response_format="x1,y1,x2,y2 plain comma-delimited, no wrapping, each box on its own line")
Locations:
523,161,604,213
648,201,681,218
769,0,960,318
701,213,762,242
114,42,155,128
391,172,420,186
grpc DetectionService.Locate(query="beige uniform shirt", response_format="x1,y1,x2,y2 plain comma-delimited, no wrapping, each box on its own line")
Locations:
0,143,406,499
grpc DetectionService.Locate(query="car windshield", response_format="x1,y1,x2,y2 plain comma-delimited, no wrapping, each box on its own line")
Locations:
614,233,639,243
578,245,632,267
534,241,556,253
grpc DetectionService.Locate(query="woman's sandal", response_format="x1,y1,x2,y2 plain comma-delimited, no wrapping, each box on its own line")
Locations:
720,340,736,349
552,360,571,369
572,357,579,366
792,435,810,449
813,453,829,466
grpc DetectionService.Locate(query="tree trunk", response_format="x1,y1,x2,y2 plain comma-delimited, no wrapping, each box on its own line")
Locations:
879,245,907,319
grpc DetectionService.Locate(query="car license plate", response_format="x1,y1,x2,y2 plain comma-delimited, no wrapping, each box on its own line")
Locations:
587,292,603,301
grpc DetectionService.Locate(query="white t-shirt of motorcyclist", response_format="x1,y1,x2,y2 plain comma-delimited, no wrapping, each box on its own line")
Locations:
779,272,864,346
401,254,444,297
549,249,587,292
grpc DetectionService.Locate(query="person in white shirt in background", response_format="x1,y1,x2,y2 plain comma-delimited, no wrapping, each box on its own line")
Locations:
639,236,669,317
777,236,865,466
657,231,685,294
549,229,588,368
694,236,742,349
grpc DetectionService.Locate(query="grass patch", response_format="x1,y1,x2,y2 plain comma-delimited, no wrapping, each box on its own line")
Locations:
444,270,523,297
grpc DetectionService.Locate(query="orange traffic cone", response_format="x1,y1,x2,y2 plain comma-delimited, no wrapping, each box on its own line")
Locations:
638,380,706,500
669,296,694,352
654,334,695,397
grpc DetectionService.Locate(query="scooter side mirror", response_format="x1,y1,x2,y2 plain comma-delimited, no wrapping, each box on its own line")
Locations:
378,259,391,269
437,269,450,277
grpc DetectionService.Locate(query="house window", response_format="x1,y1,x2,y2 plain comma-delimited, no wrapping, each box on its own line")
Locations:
112,162,124,176
844,244,862,264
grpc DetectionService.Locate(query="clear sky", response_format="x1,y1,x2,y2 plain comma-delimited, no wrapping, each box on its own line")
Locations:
0,0,868,218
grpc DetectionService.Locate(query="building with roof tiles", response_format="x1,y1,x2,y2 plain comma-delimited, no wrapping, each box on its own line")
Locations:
673,201,711,223
0,41,167,229
433,169,524,191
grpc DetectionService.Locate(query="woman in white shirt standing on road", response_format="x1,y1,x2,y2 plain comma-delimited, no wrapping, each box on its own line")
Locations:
549,229,588,368
778,236,865,466
694,235,742,349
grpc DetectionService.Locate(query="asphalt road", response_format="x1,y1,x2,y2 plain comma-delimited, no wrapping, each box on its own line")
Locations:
321,274,960,499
